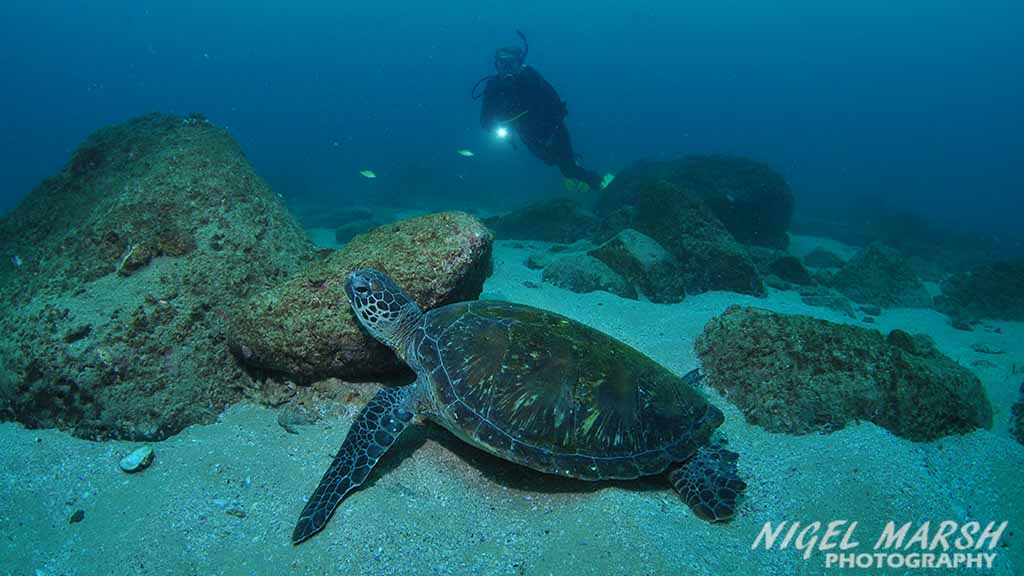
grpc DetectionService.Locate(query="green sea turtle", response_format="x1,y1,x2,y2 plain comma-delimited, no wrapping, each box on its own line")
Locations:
292,269,746,543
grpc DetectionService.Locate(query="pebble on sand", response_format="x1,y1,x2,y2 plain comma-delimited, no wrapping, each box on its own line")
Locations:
119,445,155,473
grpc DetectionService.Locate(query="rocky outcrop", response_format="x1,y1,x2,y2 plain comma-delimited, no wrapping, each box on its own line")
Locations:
541,253,637,299
588,229,686,303
602,181,763,296
830,243,931,308
696,306,993,441
226,211,493,380
935,260,1024,321
749,247,814,287
484,198,600,244
598,155,794,249
0,113,315,440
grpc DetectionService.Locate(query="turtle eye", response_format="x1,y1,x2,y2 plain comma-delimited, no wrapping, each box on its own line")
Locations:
354,285,369,295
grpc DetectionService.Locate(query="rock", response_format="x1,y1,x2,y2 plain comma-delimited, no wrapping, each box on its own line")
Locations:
831,243,931,308
935,260,1024,321
749,247,814,286
335,220,380,244
970,342,1005,355
227,211,493,380
696,306,994,441
541,254,637,299
484,198,600,243
803,247,845,268
798,286,855,317
600,180,763,296
0,113,314,440
793,209,1008,279
859,305,882,316
950,318,975,332
588,229,685,303
119,445,155,473
769,256,813,286
597,155,794,249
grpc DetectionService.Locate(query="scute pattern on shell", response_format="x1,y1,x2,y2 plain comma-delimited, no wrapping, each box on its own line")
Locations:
410,301,722,480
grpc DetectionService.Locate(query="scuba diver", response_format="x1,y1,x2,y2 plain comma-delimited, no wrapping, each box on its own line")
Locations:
472,31,604,191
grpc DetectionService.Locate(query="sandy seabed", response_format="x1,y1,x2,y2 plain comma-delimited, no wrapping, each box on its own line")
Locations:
2,236,1021,576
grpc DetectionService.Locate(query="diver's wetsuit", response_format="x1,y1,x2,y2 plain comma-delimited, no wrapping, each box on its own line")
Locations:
480,66,601,190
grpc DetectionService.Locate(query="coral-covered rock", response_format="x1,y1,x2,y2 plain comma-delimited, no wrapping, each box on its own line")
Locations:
598,155,794,249
603,180,763,296
0,113,315,440
803,247,845,269
830,243,931,308
696,306,993,441
935,261,1024,321
588,229,685,303
541,253,637,299
227,212,493,380
484,198,599,243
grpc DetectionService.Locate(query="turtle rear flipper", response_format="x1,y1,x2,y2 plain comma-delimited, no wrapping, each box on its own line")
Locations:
292,385,417,544
669,445,746,522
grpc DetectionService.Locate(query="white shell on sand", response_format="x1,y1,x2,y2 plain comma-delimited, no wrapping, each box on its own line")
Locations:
119,445,154,473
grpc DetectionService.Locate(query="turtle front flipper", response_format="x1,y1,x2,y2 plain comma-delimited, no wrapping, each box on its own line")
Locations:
292,385,417,544
668,444,746,522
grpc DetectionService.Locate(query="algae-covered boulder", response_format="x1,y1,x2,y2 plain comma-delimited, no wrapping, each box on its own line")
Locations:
934,260,1024,321
587,228,685,303
696,306,993,441
830,242,931,308
227,212,492,380
598,155,794,249
0,113,315,440
603,180,763,296
484,198,600,243
541,253,637,299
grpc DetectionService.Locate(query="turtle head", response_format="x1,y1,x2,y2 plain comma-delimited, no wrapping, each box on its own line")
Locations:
345,269,423,354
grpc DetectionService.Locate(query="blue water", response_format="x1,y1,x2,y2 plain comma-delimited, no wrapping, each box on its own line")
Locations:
2,1,1022,231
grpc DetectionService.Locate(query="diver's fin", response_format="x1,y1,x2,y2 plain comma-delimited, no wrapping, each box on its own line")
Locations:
292,385,417,543
668,444,746,522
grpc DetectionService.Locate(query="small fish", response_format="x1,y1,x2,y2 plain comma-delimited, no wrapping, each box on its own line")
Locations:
600,173,615,189
359,170,377,179
11,255,22,268
456,149,475,157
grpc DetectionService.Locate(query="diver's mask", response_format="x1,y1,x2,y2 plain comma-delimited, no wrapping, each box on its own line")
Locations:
494,47,524,81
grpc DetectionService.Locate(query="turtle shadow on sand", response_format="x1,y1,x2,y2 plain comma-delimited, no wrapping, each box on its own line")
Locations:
422,422,667,496
353,418,663,499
